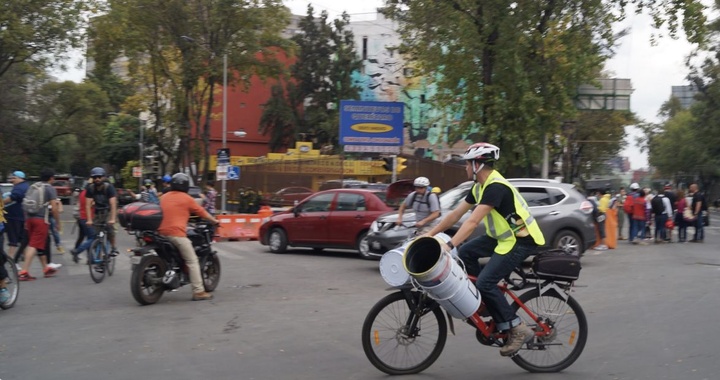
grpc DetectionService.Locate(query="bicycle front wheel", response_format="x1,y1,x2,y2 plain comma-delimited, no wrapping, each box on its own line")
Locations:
106,243,116,277
88,239,107,283
1,254,19,309
361,291,447,375
510,288,588,373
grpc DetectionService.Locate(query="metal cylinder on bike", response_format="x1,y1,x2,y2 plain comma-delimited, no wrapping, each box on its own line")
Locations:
403,235,481,319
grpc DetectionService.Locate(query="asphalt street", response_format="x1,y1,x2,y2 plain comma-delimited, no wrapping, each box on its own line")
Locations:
1,210,719,380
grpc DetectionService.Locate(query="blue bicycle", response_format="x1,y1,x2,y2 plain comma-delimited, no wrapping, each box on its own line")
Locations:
87,222,116,283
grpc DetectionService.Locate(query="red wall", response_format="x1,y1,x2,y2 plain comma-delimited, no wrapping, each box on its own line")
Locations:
206,51,294,158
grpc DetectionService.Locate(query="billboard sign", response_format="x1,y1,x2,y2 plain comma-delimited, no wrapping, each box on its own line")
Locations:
339,101,403,147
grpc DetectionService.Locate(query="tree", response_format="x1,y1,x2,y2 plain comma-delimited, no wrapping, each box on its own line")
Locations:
560,110,636,183
381,0,707,174
89,0,291,182
0,79,110,175
0,0,97,81
259,6,362,151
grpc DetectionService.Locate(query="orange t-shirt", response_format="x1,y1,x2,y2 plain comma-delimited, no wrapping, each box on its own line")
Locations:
157,191,211,237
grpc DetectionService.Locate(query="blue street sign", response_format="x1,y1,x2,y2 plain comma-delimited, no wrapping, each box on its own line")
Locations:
227,165,240,180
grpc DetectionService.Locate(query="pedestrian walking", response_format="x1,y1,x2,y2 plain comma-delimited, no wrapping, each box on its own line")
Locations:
675,189,688,242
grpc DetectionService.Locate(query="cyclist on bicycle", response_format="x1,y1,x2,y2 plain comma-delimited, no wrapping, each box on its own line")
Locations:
424,142,545,357
157,173,219,301
395,177,440,235
85,167,119,256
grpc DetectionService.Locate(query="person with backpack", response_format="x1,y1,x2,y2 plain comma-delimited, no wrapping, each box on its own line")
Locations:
140,179,160,204
395,176,441,234
18,168,60,281
85,167,119,256
624,183,639,243
651,191,672,243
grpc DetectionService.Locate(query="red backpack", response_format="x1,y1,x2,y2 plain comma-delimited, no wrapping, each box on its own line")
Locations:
623,194,634,214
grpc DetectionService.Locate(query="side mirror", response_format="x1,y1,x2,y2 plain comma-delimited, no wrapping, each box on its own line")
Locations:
293,206,300,217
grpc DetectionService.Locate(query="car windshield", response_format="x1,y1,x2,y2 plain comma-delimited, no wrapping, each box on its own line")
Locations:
439,182,472,210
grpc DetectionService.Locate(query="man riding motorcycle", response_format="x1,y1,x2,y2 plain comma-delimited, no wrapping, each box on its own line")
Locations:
157,173,219,301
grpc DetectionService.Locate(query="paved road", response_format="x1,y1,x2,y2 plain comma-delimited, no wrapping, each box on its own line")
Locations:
1,211,719,380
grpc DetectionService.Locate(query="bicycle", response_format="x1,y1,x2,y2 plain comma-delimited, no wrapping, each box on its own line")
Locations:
86,221,116,283
1,252,19,309
362,253,587,375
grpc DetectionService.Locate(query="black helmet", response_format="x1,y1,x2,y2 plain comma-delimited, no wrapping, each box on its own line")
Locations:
170,173,190,193
90,167,106,177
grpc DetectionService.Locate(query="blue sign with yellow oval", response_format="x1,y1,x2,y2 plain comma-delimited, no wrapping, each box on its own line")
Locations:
339,100,404,146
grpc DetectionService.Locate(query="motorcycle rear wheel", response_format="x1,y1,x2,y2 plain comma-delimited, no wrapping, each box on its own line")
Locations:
202,253,221,292
131,256,167,305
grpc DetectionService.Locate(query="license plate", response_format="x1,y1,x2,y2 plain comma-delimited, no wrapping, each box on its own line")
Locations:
130,255,141,265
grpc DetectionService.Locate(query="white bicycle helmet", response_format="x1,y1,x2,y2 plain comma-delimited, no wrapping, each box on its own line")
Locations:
463,142,500,181
413,176,430,187
462,142,500,162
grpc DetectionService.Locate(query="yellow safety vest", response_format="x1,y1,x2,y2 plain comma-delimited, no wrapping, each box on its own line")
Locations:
471,171,545,254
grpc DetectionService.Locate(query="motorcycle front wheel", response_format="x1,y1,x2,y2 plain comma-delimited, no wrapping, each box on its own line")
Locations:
202,253,221,292
130,256,167,305
361,291,447,375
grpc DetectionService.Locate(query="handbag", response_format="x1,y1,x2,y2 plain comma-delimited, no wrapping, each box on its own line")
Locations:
665,219,674,230
683,208,696,222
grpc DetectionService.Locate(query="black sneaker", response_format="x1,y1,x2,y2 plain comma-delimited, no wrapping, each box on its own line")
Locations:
110,248,119,257
71,249,80,263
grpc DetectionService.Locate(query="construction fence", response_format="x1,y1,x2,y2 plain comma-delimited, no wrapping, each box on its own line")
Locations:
221,155,468,204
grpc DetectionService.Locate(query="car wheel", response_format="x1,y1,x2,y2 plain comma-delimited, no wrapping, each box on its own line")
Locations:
268,228,288,253
552,230,582,256
357,232,376,260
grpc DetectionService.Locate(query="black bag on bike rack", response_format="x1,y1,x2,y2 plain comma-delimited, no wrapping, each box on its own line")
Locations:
532,250,581,281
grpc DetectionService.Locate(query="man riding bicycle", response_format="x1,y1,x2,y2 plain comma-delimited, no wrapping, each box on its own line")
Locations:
85,167,119,256
424,142,545,357
395,176,441,235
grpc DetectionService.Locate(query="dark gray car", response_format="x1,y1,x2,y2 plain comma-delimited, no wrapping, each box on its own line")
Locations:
362,179,596,259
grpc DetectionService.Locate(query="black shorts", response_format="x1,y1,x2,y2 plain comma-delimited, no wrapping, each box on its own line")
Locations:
5,219,25,246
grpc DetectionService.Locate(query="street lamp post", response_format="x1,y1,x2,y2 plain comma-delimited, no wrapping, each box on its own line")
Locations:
221,52,228,213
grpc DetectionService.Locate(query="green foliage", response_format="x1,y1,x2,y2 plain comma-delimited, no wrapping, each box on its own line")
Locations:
646,110,701,176
89,0,291,182
0,0,99,80
259,5,362,150
382,0,707,176
0,78,110,176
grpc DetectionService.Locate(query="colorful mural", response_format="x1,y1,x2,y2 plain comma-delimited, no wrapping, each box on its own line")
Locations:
349,18,473,161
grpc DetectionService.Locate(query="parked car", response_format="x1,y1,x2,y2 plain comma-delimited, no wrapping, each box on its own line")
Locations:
116,188,137,205
258,188,394,256
263,186,315,207
51,176,73,204
364,179,596,259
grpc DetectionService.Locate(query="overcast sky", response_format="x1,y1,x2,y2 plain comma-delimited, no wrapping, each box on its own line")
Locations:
55,0,711,170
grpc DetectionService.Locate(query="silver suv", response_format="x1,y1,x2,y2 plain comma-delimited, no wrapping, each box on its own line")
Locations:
363,179,596,258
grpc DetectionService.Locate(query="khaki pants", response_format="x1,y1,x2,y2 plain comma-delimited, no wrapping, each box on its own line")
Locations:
165,236,204,294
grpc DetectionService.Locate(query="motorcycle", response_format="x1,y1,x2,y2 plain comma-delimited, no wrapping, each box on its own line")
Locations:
129,221,221,305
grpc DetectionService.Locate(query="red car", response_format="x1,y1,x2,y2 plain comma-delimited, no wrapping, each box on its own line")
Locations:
259,189,393,257
263,186,315,207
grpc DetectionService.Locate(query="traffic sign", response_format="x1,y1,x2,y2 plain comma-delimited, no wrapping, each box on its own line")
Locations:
217,148,230,166
227,166,240,180
216,165,228,180
132,166,142,178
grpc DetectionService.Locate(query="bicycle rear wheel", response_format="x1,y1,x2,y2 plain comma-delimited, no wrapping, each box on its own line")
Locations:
361,291,447,375
510,288,588,373
1,253,19,309
88,239,107,283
